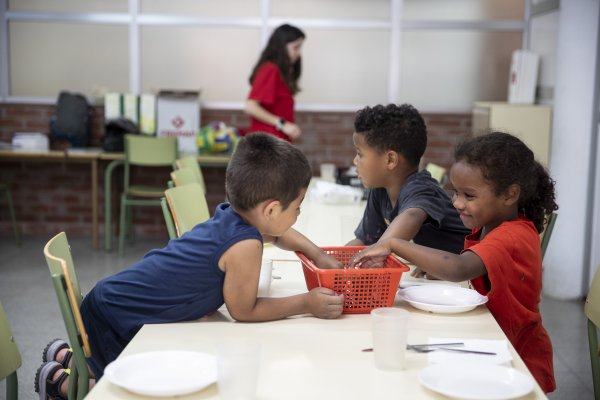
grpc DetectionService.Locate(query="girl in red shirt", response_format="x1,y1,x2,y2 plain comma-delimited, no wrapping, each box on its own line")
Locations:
244,24,305,142
351,132,558,393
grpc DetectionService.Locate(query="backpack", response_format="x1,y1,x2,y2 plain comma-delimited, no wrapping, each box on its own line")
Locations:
49,91,92,148
101,118,139,152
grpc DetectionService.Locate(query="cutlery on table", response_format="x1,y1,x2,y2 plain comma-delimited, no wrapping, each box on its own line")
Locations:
361,342,464,352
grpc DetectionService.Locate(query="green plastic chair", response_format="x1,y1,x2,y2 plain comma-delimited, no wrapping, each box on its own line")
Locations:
174,156,206,193
165,183,210,237
0,302,21,400
161,197,177,240
541,212,558,260
0,183,21,245
44,232,92,400
585,264,600,400
118,135,178,255
171,167,200,187
425,163,447,185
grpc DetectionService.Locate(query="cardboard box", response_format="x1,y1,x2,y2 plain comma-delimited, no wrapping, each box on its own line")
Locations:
139,94,156,135
156,90,201,155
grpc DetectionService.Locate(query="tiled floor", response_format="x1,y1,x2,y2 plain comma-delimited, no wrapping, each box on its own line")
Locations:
0,235,594,399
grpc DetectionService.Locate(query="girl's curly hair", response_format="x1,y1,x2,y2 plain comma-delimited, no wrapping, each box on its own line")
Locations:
454,132,558,232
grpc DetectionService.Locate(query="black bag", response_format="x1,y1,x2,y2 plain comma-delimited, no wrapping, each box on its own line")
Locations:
49,91,92,148
101,118,139,152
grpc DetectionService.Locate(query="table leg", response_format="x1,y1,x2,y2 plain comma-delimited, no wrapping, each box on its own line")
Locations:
104,160,125,251
91,158,98,249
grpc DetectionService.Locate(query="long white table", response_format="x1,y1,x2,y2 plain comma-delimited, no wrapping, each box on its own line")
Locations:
85,186,548,399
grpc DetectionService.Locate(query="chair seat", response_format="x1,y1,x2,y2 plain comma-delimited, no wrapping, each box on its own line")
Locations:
127,185,166,198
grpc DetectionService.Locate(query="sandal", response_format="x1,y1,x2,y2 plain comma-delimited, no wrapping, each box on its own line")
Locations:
34,361,69,400
42,339,73,368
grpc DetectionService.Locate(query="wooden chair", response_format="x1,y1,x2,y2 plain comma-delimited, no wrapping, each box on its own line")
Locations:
0,183,21,245
0,302,21,400
118,134,178,255
174,156,206,193
170,167,200,187
541,212,558,260
586,264,600,400
44,232,92,400
164,183,210,237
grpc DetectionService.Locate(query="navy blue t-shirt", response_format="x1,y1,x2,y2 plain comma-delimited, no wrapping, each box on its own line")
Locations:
80,203,262,376
354,170,469,254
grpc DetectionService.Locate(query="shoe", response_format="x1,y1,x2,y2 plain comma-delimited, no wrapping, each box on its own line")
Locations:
42,338,73,368
34,361,69,400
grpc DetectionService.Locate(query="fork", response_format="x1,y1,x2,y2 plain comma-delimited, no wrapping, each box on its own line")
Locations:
410,346,496,355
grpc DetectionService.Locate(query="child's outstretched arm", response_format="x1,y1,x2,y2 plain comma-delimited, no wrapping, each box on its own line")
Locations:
266,228,342,269
350,238,486,282
221,239,344,322
379,207,428,242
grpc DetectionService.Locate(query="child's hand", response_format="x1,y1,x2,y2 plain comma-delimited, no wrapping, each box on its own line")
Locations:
306,287,344,319
350,241,391,268
315,253,343,270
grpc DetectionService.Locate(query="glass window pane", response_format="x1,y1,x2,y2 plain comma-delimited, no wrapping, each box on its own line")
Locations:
8,0,127,13
140,27,260,102
297,29,389,105
9,21,129,98
140,0,259,17
404,0,524,21
272,0,389,19
400,30,522,111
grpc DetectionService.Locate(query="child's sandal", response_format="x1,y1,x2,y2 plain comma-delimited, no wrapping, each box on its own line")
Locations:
42,338,73,368
34,361,69,400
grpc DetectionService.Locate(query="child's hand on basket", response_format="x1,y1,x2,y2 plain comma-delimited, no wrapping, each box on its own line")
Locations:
315,253,343,270
306,288,344,319
350,241,391,269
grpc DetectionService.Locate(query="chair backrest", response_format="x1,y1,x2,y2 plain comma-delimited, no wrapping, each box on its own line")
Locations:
175,156,206,193
161,197,177,240
165,183,210,237
0,302,21,400
125,134,178,166
425,163,447,185
44,232,91,399
171,167,199,187
585,264,600,400
541,212,558,260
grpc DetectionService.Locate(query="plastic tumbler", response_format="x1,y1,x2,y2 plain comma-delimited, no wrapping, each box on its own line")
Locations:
371,307,410,370
258,258,273,297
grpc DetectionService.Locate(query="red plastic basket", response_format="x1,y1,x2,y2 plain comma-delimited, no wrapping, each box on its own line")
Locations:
295,246,410,314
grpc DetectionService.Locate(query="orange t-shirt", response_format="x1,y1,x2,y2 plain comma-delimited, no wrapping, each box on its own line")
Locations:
465,216,556,393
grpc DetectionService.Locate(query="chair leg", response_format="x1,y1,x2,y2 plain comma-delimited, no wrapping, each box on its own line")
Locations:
4,186,21,246
118,196,127,256
6,372,18,400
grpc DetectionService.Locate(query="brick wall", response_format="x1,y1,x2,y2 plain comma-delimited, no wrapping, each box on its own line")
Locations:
0,103,471,241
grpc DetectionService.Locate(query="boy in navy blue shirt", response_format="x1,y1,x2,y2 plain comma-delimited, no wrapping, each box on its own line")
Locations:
347,104,469,256
36,133,344,399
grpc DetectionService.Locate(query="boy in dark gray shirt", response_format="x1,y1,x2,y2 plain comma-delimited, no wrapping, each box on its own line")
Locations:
347,104,469,254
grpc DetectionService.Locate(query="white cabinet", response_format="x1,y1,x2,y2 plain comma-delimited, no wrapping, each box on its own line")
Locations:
472,102,552,166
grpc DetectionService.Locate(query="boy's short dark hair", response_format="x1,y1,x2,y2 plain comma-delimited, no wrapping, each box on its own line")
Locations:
226,133,312,211
354,103,427,166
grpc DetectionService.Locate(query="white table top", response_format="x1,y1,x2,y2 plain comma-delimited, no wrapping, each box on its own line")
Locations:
86,183,548,399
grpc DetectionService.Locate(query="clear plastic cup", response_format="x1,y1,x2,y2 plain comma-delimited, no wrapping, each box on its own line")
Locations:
258,258,273,297
371,307,410,370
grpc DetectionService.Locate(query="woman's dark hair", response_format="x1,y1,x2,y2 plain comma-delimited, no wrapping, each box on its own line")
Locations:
249,24,305,95
454,131,558,233
226,133,312,211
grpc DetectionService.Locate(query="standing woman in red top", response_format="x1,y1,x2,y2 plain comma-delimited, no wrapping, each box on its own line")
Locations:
244,24,305,142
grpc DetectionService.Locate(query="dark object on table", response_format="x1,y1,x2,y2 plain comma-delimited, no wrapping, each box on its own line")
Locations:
336,166,368,199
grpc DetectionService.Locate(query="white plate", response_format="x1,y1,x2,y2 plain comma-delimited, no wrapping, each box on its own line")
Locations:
397,284,488,314
104,351,217,397
419,363,535,400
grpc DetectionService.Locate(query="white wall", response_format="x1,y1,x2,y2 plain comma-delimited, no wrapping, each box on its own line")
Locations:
543,0,600,300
